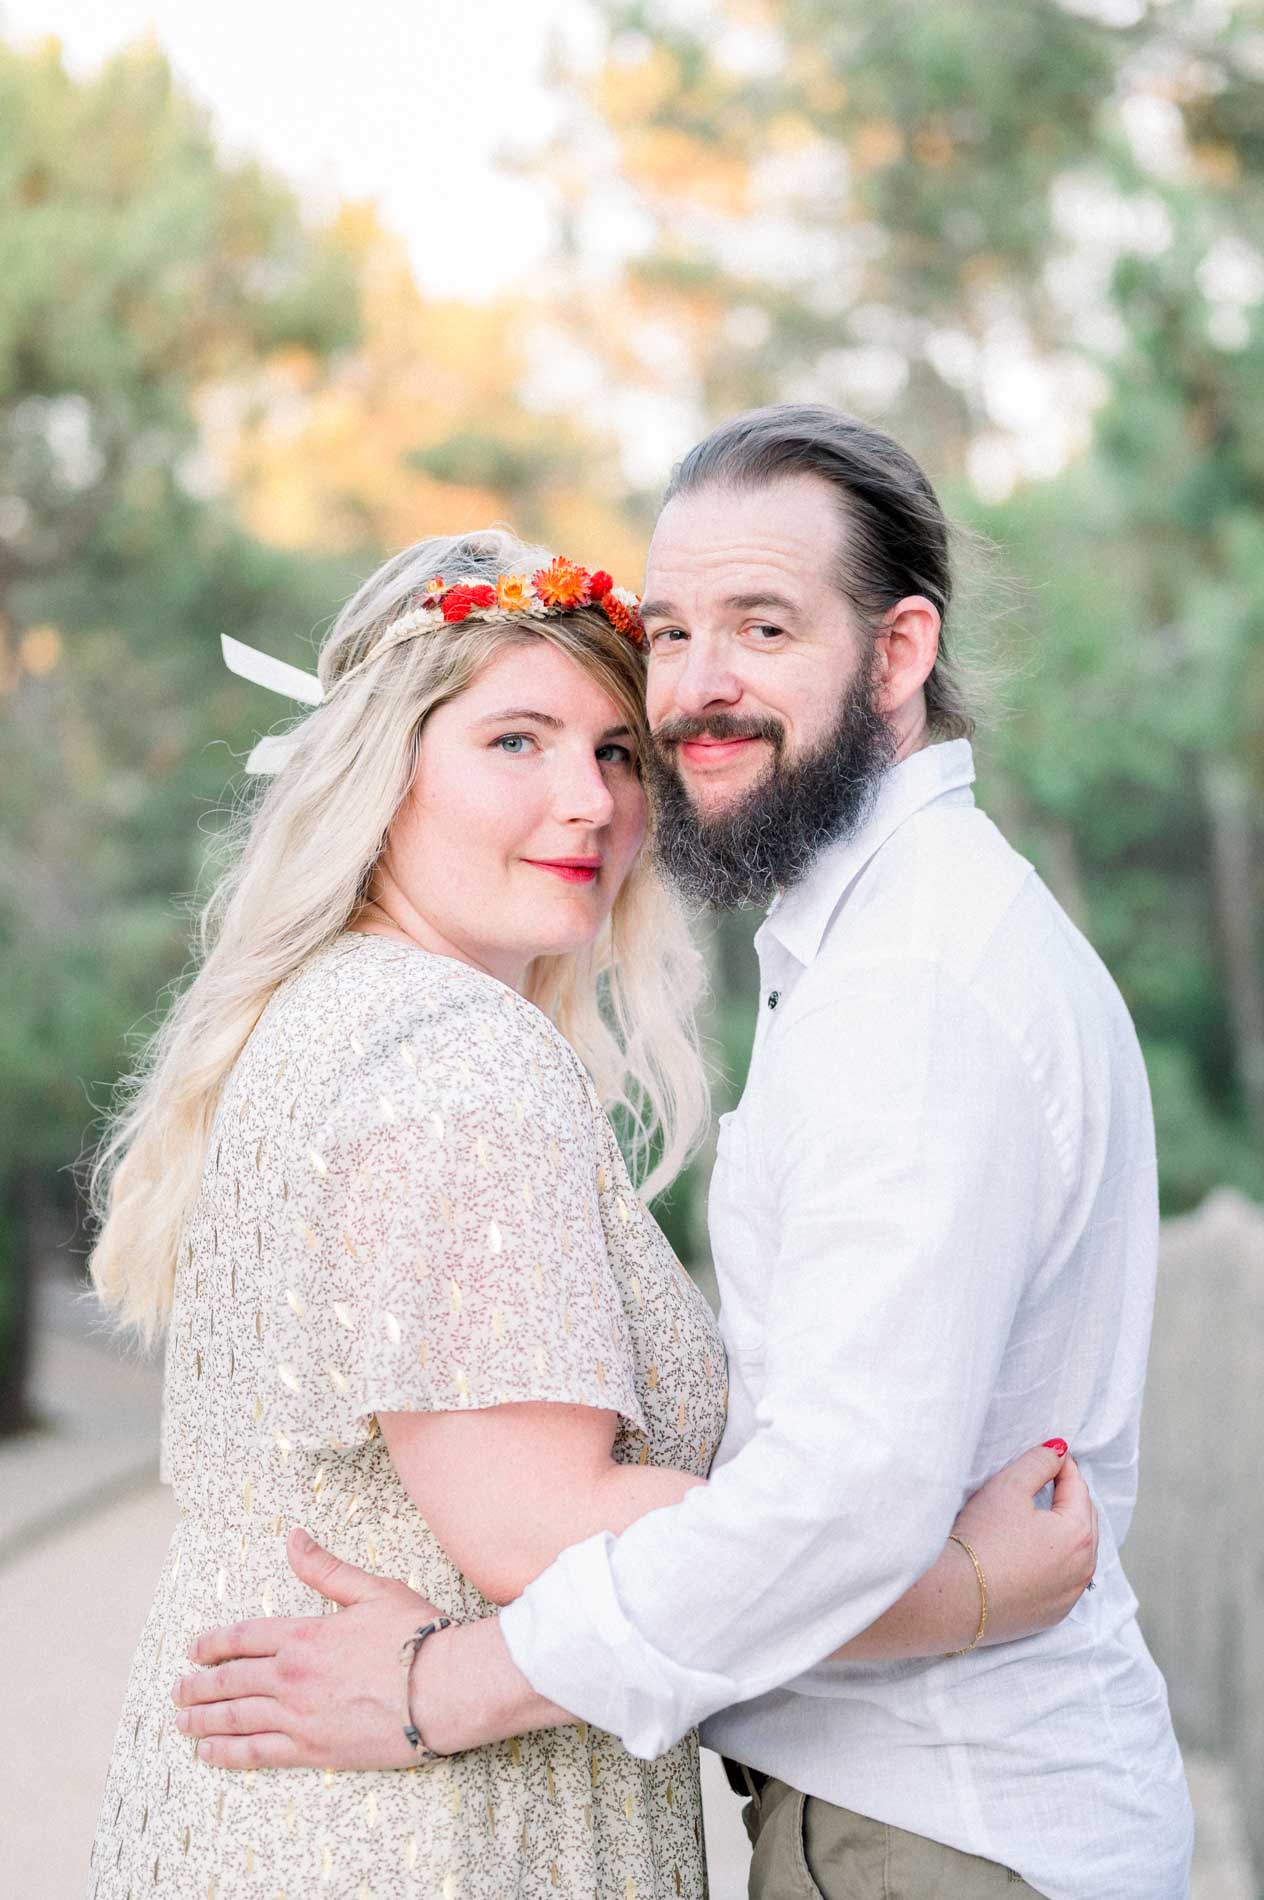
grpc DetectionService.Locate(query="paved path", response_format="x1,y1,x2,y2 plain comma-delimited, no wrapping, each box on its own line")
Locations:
0,1277,1253,1898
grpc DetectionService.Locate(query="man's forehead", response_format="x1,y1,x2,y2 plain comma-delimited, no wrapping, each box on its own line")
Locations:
646,475,842,595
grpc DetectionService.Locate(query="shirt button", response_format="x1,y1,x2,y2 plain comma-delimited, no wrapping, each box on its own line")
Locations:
767,991,780,1010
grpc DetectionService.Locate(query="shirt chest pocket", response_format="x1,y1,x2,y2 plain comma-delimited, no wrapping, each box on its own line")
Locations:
710,1110,773,1362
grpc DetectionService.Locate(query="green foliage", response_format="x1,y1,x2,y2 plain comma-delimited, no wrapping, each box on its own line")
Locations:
0,36,365,1408
566,0,1264,1216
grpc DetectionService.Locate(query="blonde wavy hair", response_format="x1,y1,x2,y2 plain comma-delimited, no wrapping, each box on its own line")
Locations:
89,528,711,1344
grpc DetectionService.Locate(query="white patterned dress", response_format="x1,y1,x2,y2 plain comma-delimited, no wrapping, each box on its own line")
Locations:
89,933,727,1900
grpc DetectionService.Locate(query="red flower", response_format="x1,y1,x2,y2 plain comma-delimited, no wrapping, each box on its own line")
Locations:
588,570,613,600
441,585,478,623
466,584,497,609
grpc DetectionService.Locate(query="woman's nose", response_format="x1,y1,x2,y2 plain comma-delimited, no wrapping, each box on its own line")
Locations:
555,754,616,827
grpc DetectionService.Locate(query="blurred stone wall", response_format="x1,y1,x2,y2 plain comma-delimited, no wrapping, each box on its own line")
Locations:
1128,1190,1264,1885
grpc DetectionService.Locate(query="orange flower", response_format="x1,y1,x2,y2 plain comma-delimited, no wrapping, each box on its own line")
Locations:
533,556,592,610
602,591,646,647
423,574,446,596
495,573,534,613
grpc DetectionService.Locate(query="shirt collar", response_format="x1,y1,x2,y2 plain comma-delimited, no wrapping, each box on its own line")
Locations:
758,738,977,969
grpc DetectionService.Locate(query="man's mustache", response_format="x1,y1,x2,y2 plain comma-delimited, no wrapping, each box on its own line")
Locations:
651,713,785,750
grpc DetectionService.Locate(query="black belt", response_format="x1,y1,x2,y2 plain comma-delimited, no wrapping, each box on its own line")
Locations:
722,1756,769,1801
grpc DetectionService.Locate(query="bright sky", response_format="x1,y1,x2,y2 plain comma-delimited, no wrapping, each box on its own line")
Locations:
0,0,599,298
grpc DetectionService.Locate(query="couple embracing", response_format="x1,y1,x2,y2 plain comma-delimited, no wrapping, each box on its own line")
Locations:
88,405,1193,1900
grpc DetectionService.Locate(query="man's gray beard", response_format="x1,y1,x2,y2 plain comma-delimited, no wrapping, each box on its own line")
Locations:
645,670,896,911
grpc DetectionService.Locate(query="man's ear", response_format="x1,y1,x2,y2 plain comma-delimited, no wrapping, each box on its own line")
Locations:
873,595,941,717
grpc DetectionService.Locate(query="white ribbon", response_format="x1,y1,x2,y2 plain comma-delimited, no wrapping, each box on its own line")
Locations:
221,634,323,705
221,635,323,775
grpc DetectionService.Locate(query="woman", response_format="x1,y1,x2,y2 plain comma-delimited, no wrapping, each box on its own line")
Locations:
87,529,1090,1899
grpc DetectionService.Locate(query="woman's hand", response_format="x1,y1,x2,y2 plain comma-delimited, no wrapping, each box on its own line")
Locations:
955,1441,1099,1646
830,1441,1097,1663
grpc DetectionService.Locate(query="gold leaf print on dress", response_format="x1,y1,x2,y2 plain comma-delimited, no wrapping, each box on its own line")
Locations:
485,1219,503,1254
327,1364,349,1396
285,1287,307,1319
277,1364,300,1394
308,1149,328,1178
95,939,721,1900
381,1310,402,1347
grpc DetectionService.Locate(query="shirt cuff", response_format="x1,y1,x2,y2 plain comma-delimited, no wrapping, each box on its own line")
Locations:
499,1530,741,1759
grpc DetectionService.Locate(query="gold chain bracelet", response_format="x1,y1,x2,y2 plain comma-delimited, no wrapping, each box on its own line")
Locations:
944,1534,988,1657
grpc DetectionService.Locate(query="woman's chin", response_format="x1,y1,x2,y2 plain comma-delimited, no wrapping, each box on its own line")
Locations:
516,911,610,965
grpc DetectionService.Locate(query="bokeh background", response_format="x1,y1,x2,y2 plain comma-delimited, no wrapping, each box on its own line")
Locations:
1,1,1261,1893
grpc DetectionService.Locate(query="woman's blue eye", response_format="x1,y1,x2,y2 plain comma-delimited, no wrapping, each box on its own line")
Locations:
494,734,532,754
597,743,634,765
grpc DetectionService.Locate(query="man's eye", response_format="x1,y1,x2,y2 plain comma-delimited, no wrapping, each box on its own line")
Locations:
493,733,534,754
650,627,688,645
749,624,783,641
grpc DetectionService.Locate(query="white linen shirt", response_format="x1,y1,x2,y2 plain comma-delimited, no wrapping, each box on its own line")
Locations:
501,740,1193,1900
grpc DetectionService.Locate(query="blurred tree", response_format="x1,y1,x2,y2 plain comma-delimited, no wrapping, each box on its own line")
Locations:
0,35,363,1427
540,0,1264,1212
219,205,648,581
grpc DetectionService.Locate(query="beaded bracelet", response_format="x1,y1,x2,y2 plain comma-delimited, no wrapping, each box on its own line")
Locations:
944,1534,989,1657
400,1616,454,1760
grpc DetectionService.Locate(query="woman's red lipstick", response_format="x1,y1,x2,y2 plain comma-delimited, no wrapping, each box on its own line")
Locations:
523,857,602,884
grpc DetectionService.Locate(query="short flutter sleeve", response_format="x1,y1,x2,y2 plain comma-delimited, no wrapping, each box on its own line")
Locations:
263,959,647,1449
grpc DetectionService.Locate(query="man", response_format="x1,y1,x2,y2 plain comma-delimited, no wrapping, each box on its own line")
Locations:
180,407,1192,1897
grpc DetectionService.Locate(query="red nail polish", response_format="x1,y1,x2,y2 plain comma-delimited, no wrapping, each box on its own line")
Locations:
1043,1438,1068,1456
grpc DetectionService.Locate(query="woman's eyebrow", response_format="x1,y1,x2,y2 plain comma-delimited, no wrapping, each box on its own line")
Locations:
473,709,634,743
473,707,562,728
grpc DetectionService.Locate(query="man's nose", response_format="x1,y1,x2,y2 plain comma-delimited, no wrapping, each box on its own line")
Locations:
669,642,744,718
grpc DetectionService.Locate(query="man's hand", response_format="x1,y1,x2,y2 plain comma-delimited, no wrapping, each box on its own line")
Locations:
172,1529,442,1769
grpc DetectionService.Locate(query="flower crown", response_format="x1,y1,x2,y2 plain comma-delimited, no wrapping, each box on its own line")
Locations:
386,557,646,647
221,554,646,773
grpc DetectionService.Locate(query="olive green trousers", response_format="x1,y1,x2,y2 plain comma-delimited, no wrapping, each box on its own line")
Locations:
729,1766,1044,1900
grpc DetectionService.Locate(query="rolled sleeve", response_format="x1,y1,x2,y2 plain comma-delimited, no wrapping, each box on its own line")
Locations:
502,960,1064,1753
